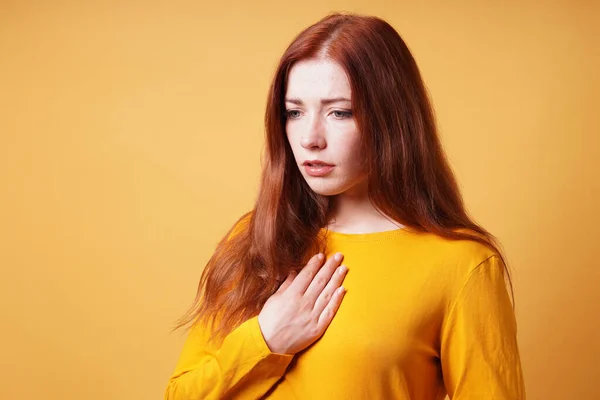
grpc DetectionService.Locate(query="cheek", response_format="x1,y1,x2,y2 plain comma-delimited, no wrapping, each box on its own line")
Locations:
285,123,297,143
336,136,363,165
285,132,301,160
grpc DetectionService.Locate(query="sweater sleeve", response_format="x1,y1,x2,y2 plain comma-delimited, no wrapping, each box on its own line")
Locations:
165,211,294,399
440,255,526,399
164,314,294,399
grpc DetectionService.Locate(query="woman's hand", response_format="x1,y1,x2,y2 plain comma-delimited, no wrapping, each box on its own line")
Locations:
257,252,348,355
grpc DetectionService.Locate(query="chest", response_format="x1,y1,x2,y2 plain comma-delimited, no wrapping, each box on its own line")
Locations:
294,244,446,370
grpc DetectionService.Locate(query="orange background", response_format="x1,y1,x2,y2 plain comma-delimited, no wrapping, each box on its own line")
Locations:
1,1,598,399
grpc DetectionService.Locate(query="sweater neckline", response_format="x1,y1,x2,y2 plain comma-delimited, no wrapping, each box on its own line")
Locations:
318,226,411,242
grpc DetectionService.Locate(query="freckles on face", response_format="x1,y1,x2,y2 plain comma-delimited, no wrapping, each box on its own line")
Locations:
284,58,367,196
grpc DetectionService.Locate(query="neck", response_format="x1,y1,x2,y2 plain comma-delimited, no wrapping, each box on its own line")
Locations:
326,181,403,233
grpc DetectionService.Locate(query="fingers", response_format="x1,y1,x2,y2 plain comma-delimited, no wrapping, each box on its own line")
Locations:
312,263,348,315
288,253,325,294
303,252,344,301
316,284,347,331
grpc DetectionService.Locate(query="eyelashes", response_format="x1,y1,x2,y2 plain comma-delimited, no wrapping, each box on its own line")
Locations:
332,110,353,119
285,110,353,120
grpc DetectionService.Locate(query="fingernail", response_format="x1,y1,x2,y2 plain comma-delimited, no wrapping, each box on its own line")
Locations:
338,265,347,275
338,286,346,294
334,252,343,261
317,253,324,261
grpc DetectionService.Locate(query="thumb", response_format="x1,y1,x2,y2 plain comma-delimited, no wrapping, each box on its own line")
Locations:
276,271,297,293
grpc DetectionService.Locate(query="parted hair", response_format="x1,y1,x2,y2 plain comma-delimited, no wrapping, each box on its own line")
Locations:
174,12,512,343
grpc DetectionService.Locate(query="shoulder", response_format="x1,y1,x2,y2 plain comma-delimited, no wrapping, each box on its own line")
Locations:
412,228,497,260
405,229,510,318
407,228,503,282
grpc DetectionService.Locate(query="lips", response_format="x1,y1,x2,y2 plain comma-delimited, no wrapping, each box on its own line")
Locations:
303,163,334,177
303,160,334,167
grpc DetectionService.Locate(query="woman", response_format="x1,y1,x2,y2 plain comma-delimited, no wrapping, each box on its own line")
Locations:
165,12,525,400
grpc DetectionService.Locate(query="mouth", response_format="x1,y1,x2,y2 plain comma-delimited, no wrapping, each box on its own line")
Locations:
303,161,334,167
303,163,335,177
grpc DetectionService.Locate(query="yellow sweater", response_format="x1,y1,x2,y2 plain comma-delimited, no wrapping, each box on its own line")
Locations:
165,223,525,399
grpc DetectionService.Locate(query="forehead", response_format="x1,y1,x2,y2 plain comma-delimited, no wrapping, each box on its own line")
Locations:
285,59,351,98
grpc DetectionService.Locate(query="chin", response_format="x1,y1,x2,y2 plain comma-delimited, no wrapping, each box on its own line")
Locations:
303,179,346,196
309,188,340,196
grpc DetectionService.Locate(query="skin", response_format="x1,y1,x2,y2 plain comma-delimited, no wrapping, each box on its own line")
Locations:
257,58,403,355
284,58,403,234
258,252,347,355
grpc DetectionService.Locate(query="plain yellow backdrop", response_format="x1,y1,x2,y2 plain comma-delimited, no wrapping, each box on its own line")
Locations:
1,1,598,399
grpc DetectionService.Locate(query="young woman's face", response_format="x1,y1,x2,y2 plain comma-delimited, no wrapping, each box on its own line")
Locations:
285,59,368,197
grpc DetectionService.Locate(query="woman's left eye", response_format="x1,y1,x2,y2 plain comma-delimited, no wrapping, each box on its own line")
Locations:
332,110,353,119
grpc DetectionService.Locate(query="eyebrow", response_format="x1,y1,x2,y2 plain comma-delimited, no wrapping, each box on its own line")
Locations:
284,97,351,105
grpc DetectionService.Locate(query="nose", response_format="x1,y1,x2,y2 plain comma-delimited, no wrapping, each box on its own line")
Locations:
300,115,326,150
300,116,327,149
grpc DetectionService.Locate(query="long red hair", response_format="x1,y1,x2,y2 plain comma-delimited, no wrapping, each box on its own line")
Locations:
174,12,512,342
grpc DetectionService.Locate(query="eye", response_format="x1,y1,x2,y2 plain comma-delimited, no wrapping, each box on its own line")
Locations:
285,110,302,119
332,110,353,119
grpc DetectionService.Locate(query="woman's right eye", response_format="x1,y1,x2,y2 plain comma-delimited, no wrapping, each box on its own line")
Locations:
286,110,301,119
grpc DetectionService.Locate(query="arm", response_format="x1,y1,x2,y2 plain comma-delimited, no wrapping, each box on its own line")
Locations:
164,314,294,399
165,212,294,399
440,255,526,399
